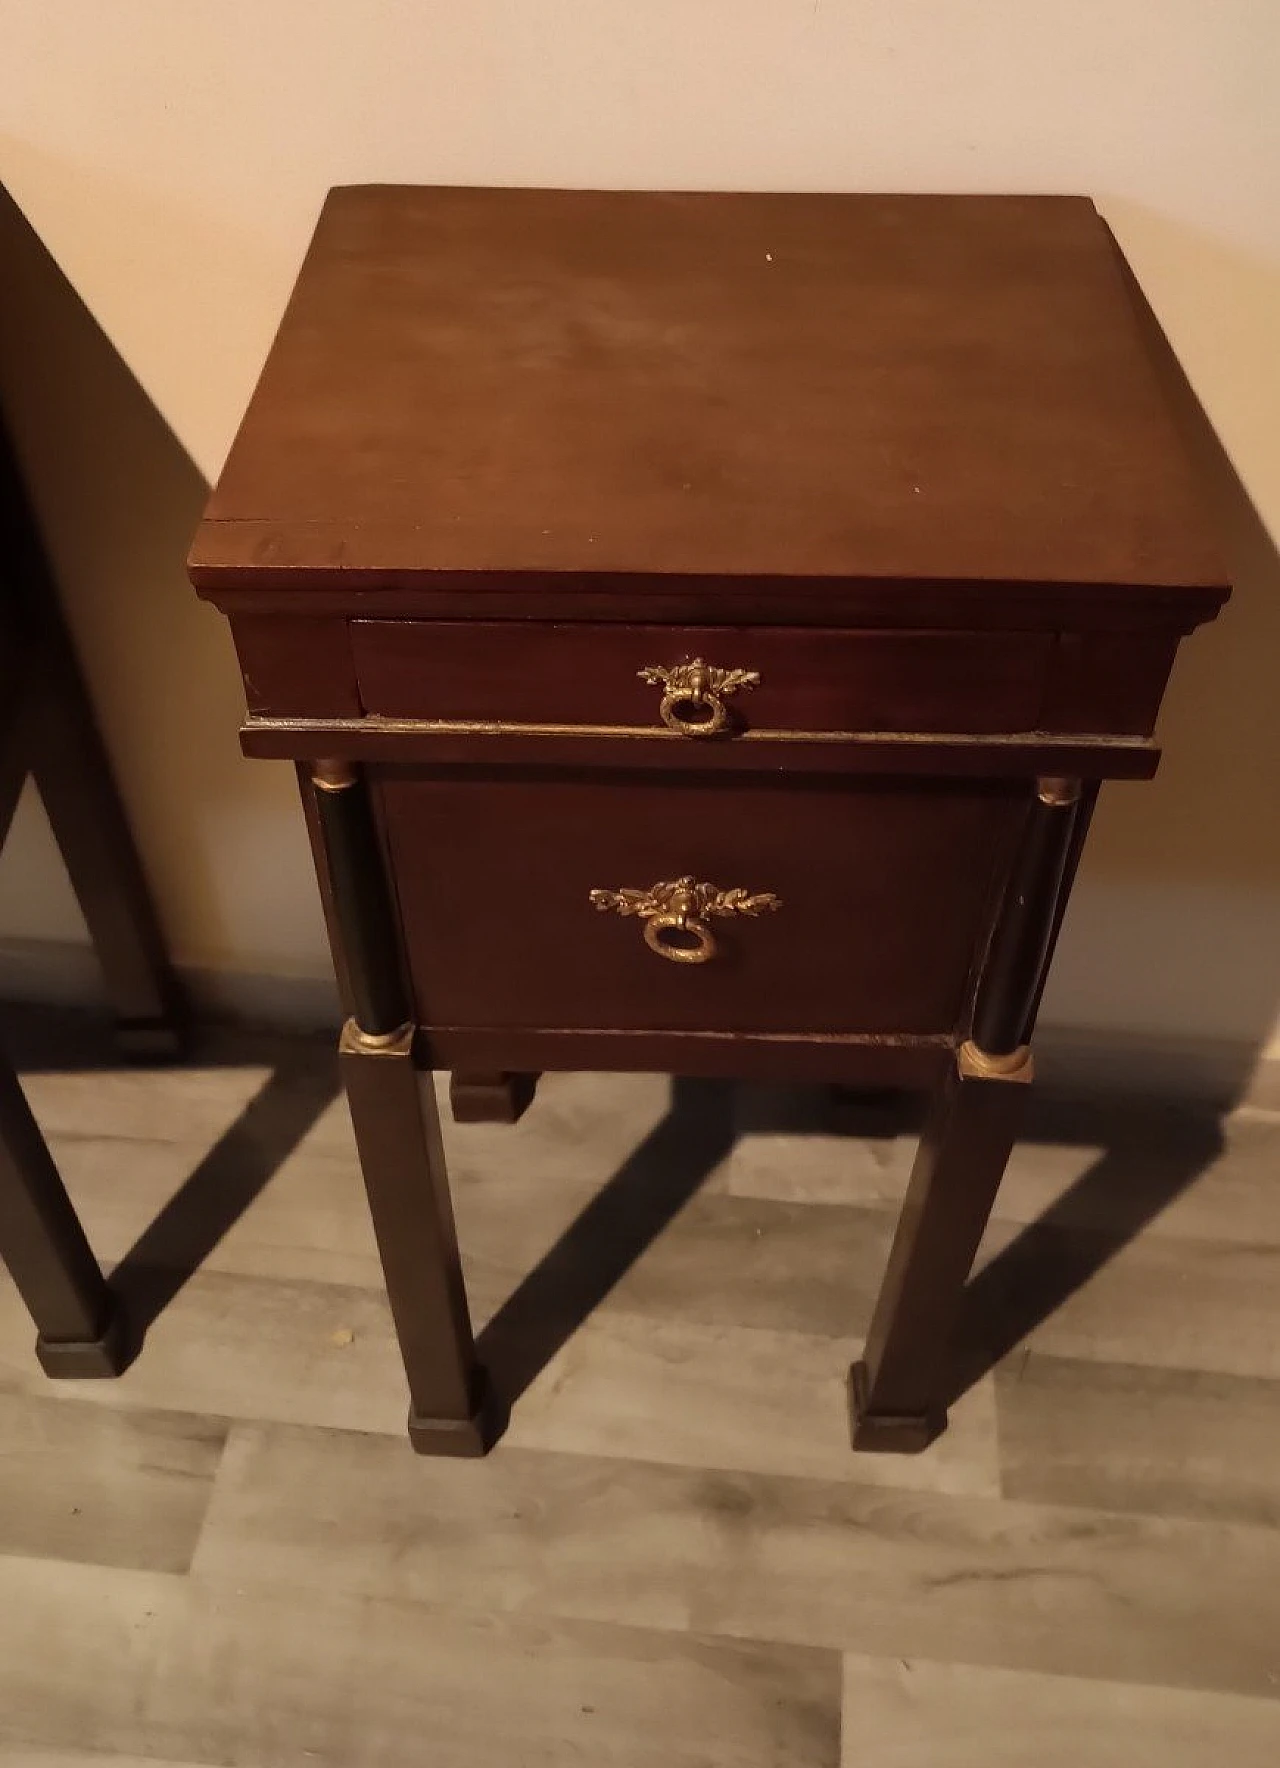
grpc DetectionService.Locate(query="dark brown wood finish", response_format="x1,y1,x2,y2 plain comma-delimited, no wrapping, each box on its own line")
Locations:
232,615,361,718
309,766,409,1040
23,645,183,1059
970,782,1084,1056
1039,631,1181,736
190,188,1224,604
0,398,179,1379
305,762,492,1452
849,1046,1031,1449
448,1071,538,1125
202,572,1225,632
190,186,1229,1460
1,416,183,1058
352,621,1052,734
420,1026,951,1089
850,774,1092,1444
377,770,1022,1038
339,1024,497,1455
1020,782,1101,1038
0,1055,126,1377
244,722,1162,781
0,670,32,849
294,763,357,1020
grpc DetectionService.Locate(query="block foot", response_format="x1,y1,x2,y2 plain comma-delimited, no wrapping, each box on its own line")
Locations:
114,1015,185,1063
847,1360,942,1454
35,1303,130,1378
407,1370,505,1458
449,1071,538,1125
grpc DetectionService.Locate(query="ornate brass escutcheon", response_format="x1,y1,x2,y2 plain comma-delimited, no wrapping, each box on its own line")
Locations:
588,875,781,964
637,659,760,736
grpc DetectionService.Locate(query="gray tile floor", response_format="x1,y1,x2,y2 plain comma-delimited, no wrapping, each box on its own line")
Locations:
1,1017,1278,1765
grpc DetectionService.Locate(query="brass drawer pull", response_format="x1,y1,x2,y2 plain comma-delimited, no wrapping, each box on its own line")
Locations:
589,875,781,965
637,659,759,737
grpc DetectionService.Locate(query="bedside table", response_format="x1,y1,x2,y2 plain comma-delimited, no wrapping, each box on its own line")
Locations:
189,187,1227,1458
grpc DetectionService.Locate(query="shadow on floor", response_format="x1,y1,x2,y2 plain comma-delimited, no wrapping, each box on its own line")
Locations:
478,1075,739,1412
107,1045,340,1347
946,1090,1225,1408
0,1000,1237,1416
0,1001,339,1362
477,1072,1230,1420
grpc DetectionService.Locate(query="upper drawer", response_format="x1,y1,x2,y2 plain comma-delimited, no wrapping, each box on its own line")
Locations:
350,620,1052,736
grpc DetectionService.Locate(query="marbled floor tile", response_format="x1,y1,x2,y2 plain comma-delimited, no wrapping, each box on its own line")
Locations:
0,1392,225,1573
191,1420,1280,1699
997,1352,1280,1528
0,1556,840,1768
840,1655,1280,1768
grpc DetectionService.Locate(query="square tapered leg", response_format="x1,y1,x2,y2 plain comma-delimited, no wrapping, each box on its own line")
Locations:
339,1022,501,1455
849,1044,1031,1451
0,1059,126,1377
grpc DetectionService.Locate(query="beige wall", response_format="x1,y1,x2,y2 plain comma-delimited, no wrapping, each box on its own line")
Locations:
1,2,1277,1066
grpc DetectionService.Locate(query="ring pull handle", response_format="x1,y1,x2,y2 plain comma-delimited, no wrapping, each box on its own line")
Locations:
589,876,781,965
644,910,717,965
637,660,760,738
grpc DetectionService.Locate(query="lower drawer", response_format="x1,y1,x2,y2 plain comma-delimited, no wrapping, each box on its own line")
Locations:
376,771,1022,1036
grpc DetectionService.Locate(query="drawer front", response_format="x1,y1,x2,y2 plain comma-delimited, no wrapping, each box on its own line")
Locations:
352,620,1051,736
377,772,1021,1036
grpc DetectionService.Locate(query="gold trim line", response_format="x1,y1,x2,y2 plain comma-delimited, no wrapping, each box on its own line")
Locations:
262,716,1153,753
637,658,760,737
1036,776,1082,807
339,1018,415,1055
959,1039,1034,1080
312,758,359,791
589,876,781,966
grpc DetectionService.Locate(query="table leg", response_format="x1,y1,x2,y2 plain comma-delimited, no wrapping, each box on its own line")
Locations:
449,1071,538,1124
308,760,497,1456
29,656,184,1060
0,1057,126,1376
849,775,1084,1452
849,1042,1029,1448
0,421,182,1058
341,1024,497,1454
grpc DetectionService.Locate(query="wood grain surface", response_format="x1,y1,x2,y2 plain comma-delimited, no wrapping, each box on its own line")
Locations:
191,187,1225,603
376,770,1021,1037
350,619,1052,733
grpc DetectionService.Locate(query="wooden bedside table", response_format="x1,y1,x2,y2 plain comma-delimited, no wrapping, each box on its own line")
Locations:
189,187,1227,1458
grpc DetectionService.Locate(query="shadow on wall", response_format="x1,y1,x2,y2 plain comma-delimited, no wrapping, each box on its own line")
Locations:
1046,211,1280,1102
0,176,325,986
